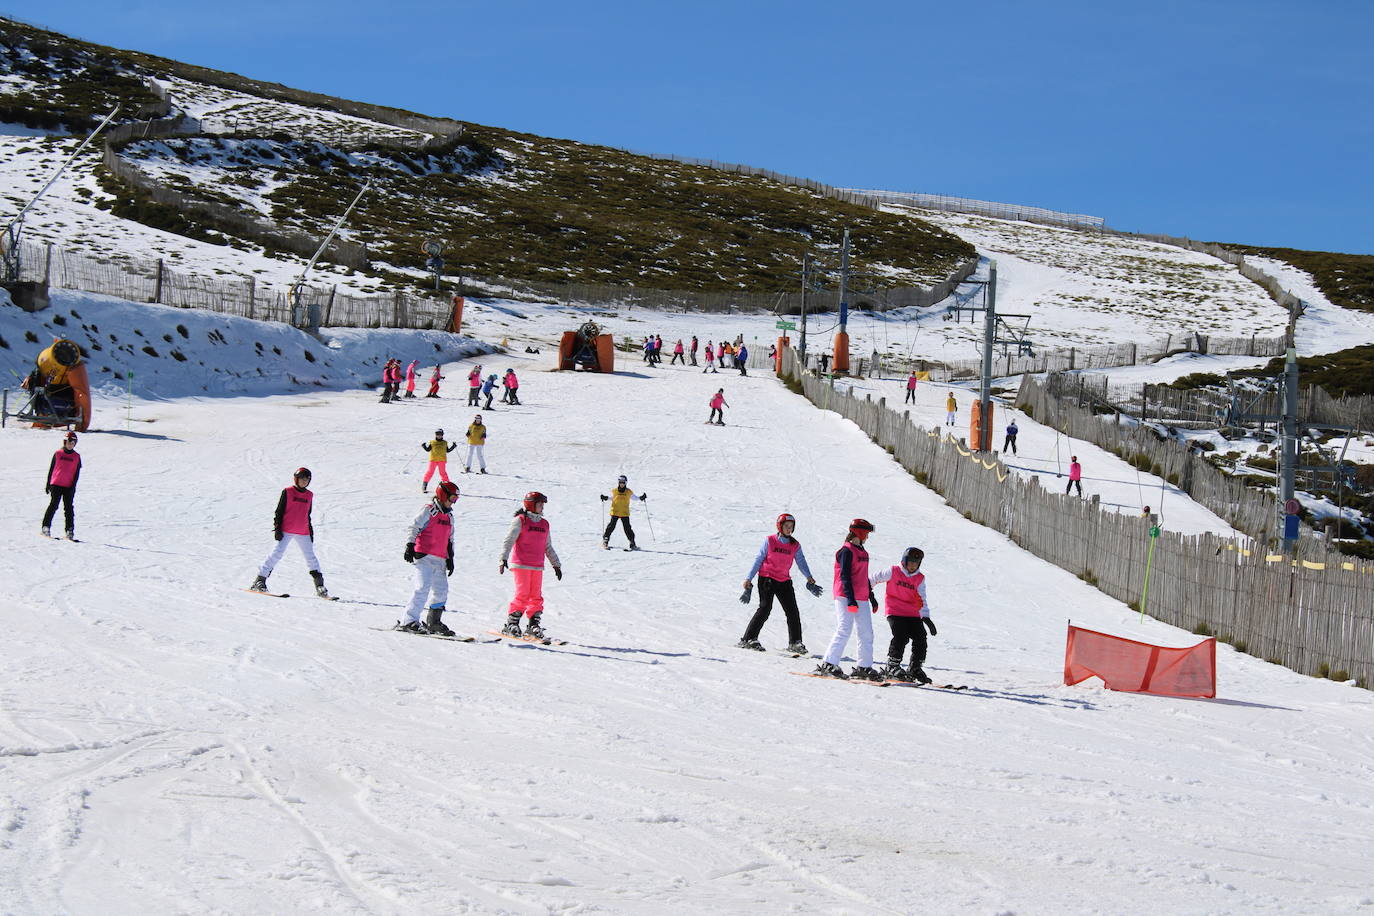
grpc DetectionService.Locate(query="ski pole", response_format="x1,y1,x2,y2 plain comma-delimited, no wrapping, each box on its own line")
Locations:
399,450,420,475
642,502,656,542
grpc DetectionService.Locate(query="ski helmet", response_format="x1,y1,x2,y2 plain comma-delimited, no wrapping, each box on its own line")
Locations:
901,547,924,569
776,513,796,533
294,467,312,481
617,475,627,484
848,518,875,539
523,491,548,511
435,429,444,437
436,481,460,502
63,432,78,445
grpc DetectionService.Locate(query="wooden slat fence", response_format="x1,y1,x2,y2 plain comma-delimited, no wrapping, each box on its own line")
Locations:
780,346,1373,689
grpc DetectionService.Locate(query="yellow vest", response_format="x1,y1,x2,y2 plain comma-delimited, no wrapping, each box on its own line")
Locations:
467,423,487,445
427,439,450,461
609,487,636,516
946,395,957,411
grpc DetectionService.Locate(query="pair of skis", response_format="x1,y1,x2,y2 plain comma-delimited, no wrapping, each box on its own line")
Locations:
791,671,967,690
242,589,339,602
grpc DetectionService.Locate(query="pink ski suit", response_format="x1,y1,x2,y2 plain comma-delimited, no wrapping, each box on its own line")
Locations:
405,361,418,395
501,509,562,618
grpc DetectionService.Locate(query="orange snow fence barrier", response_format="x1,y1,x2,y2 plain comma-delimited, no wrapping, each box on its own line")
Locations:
1064,624,1216,698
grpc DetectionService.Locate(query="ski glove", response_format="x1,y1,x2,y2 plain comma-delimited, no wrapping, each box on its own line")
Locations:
600,494,609,502
739,582,753,604
554,566,563,581
274,529,283,542
44,485,50,495
639,494,647,501
404,543,416,563
870,596,879,613
499,560,508,574
923,618,937,636
446,556,454,576
805,581,823,598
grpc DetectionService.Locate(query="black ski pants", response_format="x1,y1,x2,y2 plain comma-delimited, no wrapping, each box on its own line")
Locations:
743,577,802,645
886,615,928,666
670,352,684,365
604,515,635,546
1066,478,1082,496
43,485,75,533
905,388,916,404
1003,434,1017,454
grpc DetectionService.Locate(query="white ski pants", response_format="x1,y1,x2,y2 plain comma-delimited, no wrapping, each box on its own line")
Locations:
259,533,320,578
404,554,449,623
466,444,486,471
823,598,874,668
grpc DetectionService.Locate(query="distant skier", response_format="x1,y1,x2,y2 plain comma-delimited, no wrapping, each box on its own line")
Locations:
871,546,936,684
465,415,488,474
467,366,483,406
689,335,699,366
426,364,443,398
41,431,81,540
505,369,521,405
945,392,958,426
670,339,685,365
819,352,830,375
404,360,419,398
499,491,563,639
815,518,879,680
600,475,646,550
905,371,919,404
421,428,452,493
379,360,397,403
251,467,330,598
653,335,664,365
737,513,822,655
482,373,499,410
1003,420,1019,455
398,480,459,635
707,388,729,425
703,343,716,373
736,343,748,376
1066,456,1083,496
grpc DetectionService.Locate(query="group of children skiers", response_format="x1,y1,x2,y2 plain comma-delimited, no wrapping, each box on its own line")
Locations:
379,360,445,402
636,335,753,376
464,365,520,409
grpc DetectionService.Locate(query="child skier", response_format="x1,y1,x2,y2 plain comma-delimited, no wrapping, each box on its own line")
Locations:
816,518,879,680
905,371,919,404
251,467,330,598
670,339,685,365
870,546,936,683
426,364,443,398
498,491,563,639
404,360,419,398
1067,456,1083,496
945,392,958,426
600,475,646,549
467,366,483,406
421,429,452,493
707,389,729,425
398,480,459,635
465,415,488,473
703,343,716,373
505,369,521,405
737,513,823,654
1004,420,1019,455
41,431,82,540
482,373,499,410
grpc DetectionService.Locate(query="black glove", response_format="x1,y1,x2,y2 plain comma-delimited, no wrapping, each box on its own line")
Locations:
44,485,50,495
404,543,415,563
600,494,609,502
924,618,937,636
446,556,454,576
870,594,880,611
805,581,823,598
499,560,508,574
639,494,647,501
554,566,563,581
739,582,753,604
274,530,283,542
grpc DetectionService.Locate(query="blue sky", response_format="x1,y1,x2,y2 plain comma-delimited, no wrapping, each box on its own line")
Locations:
11,0,1374,254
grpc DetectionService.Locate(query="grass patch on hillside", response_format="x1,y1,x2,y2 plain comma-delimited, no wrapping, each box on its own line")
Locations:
1231,344,1374,398
1224,243,1374,314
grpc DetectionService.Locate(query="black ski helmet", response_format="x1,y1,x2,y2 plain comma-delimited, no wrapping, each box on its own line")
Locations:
294,467,312,481
901,547,924,569
435,429,444,437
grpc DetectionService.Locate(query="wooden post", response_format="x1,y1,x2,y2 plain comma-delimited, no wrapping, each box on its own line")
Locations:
153,258,164,304
246,276,255,319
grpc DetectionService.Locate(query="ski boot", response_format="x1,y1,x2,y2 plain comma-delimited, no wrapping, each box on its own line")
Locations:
501,611,523,637
601,539,610,550
65,529,76,541
883,660,912,682
736,637,765,652
814,661,848,679
907,663,933,685
849,666,883,682
627,542,640,551
423,605,454,637
250,575,268,593
422,481,428,493
479,468,488,474
310,570,330,599
525,613,546,640
786,641,809,656
394,619,424,634
41,526,51,538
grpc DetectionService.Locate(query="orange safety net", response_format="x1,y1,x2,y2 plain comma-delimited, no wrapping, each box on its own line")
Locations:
1064,624,1215,698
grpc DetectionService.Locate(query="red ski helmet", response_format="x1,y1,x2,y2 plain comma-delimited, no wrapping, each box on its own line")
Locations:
848,518,875,540
63,431,78,445
523,491,548,511
776,513,796,533
435,481,460,503
294,467,312,481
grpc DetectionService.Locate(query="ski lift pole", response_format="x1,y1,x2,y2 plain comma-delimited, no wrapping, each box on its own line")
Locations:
1139,524,1160,623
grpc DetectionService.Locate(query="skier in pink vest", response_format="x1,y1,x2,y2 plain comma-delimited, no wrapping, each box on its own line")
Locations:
870,546,936,683
398,480,459,635
380,360,400,403
467,365,483,406
1066,456,1083,496
498,491,563,639
251,467,330,598
737,513,822,655
707,388,729,425
404,360,419,398
426,364,443,398
905,371,919,404
503,368,521,405
42,431,82,539
702,343,716,374
816,518,879,680
670,339,685,365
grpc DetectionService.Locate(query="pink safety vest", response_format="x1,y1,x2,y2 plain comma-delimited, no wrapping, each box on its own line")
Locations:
469,371,481,388
832,542,871,604
709,393,724,408
415,506,453,556
49,449,81,487
406,363,417,382
705,346,714,361
758,535,799,581
884,567,926,617
281,487,313,536
511,512,551,567
1069,462,1082,481
907,376,917,390
506,372,519,389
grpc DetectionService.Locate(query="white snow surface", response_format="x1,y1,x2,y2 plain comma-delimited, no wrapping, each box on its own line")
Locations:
1,294,1371,915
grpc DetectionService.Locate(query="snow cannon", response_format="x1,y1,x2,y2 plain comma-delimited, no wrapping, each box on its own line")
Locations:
1,337,91,431
559,320,614,373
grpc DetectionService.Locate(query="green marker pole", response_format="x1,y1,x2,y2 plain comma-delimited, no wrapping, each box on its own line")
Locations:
1139,524,1160,623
